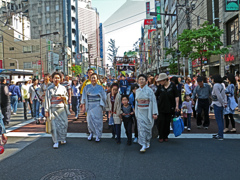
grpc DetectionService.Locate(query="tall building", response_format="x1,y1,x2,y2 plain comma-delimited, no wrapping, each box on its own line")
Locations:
78,0,102,67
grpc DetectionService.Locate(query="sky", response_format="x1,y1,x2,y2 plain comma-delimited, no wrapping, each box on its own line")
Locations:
92,0,155,65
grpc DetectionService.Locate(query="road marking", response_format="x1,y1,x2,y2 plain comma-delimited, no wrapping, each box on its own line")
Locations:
5,132,240,139
6,119,35,133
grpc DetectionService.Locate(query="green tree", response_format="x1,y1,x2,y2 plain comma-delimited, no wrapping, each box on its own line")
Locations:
71,65,82,76
178,21,229,75
164,47,178,74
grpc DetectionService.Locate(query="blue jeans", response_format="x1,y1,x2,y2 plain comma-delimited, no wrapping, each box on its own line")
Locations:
184,113,192,128
114,124,121,143
32,99,40,119
10,95,18,113
213,104,224,138
72,96,80,117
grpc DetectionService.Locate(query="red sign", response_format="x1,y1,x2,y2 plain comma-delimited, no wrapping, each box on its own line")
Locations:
38,60,41,65
144,19,153,26
146,2,150,15
148,29,156,39
225,54,234,62
0,60,2,69
192,58,208,68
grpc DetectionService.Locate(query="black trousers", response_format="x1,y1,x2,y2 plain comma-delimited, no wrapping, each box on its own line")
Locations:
133,115,138,138
123,117,133,142
224,114,235,128
23,99,32,119
197,99,210,127
158,113,172,139
1,104,11,124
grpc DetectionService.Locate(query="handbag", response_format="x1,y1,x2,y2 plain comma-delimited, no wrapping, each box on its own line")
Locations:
45,117,52,134
172,116,184,137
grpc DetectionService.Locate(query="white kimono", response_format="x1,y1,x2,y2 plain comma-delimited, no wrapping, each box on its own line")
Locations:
135,85,158,146
44,84,70,143
81,84,106,138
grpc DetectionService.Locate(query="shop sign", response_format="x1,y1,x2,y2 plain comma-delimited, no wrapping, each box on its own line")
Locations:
225,53,234,62
192,58,208,68
226,0,239,11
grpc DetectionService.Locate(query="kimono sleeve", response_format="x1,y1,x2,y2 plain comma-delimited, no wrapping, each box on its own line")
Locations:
44,89,51,112
81,85,87,104
101,87,107,111
150,89,158,115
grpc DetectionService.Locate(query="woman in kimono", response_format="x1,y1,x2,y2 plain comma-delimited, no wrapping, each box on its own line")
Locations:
44,72,70,149
105,83,122,144
81,73,106,142
135,74,158,153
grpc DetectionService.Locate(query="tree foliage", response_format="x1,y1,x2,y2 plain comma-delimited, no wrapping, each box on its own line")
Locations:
70,65,82,76
164,47,178,74
107,39,119,62
177,21,230,75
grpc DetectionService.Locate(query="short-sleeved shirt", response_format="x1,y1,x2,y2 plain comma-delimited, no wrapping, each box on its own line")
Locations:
155,82,179,114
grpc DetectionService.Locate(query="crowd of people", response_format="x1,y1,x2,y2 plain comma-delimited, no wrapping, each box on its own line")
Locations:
0,70,240,152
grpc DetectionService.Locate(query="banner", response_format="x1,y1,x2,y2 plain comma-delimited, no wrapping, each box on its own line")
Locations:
148,29,156,39
99,23,103,59
146,2,150,17
226,0,239,11
144,19,153,26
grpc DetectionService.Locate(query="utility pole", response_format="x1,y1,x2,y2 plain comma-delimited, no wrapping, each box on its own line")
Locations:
176,0,180,75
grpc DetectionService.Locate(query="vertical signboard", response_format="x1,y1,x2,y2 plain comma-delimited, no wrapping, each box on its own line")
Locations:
226,0,239,11
146,2,150,18
99,23,103,59
156,2,161,21
0,60,2,69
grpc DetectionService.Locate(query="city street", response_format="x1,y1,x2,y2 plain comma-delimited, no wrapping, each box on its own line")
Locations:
1,103,240,180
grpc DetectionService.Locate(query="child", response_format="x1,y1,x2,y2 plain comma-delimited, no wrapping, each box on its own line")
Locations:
106,83,122,144
121,95,134,145
129,84,139,143
119,75,129,95
182,95,193,131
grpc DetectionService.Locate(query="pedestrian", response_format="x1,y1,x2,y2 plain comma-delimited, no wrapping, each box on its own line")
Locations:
29,78,41,124
191,76,212,129
119,75,129,95
81,73,106,142
155,73,179,142
0,110,7,145
71,77,81,120
223,74,238,133
149,76,158,93
184,77,192,95
121,95,134,145
129,84,139,143
39,73,52,122
44,72,70,149
182,95,193,131
60,73,71,110
171,76,183,116
211,75,227,140
21,80,32,120
0,77,11,125
106,83,122,144
8,80,21,115
135,74,158,153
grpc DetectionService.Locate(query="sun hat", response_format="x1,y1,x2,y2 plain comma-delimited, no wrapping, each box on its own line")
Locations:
156,73,168,82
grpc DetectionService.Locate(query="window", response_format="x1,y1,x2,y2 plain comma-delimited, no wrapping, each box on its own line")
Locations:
56,5,59,11
10,63,15,67
85,39,87,43
46,6,49,12
32,45,40,52
227,17,239,45
9,47,14,51
38,7,41,13
171,11,176,24
46,30,50,34
56,17,59,22
38,18,42,25
46,18,50,24
24,62,32,69
23,46,31,53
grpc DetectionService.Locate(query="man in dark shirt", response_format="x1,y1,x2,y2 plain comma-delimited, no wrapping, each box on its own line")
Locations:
155,73,179,142
0,77,11,125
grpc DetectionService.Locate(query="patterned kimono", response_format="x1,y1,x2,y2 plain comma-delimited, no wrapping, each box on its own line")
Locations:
44,84,70,143
81,84,106,138
135,85,158,146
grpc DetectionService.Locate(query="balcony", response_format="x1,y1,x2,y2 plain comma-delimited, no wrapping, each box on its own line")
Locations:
72,33,76,41
72,45,76,53
71,21,76,29
71,0,76,6
71,9,76,17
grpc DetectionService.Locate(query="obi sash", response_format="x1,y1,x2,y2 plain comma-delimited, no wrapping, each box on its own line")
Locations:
87,95,100,103
51,96,63,105
137,99,150,107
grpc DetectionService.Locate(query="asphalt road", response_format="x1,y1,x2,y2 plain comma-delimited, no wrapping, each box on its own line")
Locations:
0,137,240,180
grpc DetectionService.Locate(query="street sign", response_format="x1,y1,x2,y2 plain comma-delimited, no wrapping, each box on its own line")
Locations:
156,2,161,21
225,0,239,11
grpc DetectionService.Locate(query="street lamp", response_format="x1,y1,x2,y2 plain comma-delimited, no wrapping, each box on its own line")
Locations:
8,58,19,69
40,31,60,78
